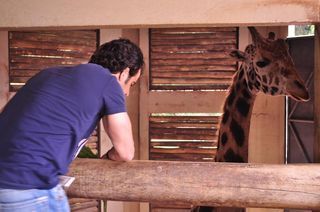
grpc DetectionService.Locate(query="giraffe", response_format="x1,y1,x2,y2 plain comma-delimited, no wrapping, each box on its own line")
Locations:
192,27,309,212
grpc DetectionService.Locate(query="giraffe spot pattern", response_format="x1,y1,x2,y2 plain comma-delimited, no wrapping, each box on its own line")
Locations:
227,89,236,106
262,75,268,84
271,87,279,95
262,85,268,93
254,81,261,89
236,97,250,117
250,71,255,81
242,89,251,99
230,119,245,147
238,69,244,80
294,80,305,89
275,76,280,85
236,82,241,91
243,80,248,88
269,72,274,84
222,110,229,124
224,148,244,162
256,74,262,82
221,132,228,146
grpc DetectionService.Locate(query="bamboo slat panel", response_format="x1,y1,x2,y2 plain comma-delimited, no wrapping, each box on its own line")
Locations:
9,30,98,92
68,198,99,211
150,27,238,91
149,113,220,210
8,30,100,211
149,114,220,162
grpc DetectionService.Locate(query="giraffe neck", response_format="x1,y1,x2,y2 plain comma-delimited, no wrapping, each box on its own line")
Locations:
215,66,257,163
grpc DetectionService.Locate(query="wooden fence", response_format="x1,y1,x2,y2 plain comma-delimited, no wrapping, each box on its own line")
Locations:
67,159,320,209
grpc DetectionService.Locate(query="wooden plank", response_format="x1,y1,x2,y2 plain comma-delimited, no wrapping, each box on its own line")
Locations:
10,56,90,64
150,148,216,155
10,69,40,77
151,52,233,60
0,32,9,110
149,153,215,161
151,39,236,46
151,78,232,85
10,31,97,43
150,141,217,148
150,27,237,92
151,58,235,66
151,71,234,79
150,65,236,72
149,133,217,141
151,28,237,33
150,85,230,91
10,48,93,59
151,33,237,41
146,91,226,113
150,128,217,136
315,25,320,163
67,159,320,209
151,45,237,53
9,40,96,52
150,123,218,128
0,1,319,29
149,116,220,122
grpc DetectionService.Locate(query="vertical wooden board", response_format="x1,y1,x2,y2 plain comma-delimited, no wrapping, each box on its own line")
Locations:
139,29,150,161
0,31,9,111
122,29,141,212
99,29,144,212
314,25,320,163
98,29,123,157
249,94,285,164
122,29,140,160
139,28,150,212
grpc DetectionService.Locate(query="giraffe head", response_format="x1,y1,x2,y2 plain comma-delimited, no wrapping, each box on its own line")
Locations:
230,27,309,101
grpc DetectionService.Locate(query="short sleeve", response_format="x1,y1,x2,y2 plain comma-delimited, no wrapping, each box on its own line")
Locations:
101,77,126,115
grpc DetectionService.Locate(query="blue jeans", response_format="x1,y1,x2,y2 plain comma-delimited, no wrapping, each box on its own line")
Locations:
0,184,70,212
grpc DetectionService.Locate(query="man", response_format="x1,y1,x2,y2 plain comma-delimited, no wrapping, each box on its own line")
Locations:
0,38,144,211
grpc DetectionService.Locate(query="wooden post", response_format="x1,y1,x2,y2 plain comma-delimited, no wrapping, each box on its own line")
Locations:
67,159,320,209
313,24,320,212
315,25,320,163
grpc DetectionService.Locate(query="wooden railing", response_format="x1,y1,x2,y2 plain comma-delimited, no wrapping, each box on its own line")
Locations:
67,159,320,209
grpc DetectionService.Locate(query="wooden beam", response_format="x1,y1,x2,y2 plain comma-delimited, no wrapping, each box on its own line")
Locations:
315,25,320,163
67,159,320,209
0,0,319,29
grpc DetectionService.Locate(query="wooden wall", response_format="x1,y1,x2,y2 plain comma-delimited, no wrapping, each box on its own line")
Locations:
0,1,319,212
0,0,319,29
0,32,9,111
0,26,302,212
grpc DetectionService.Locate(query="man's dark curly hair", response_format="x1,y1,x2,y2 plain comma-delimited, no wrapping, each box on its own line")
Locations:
89,38,144,77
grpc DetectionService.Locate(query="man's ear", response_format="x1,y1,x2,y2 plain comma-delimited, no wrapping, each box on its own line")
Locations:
229,50,248,62
119,67,130,82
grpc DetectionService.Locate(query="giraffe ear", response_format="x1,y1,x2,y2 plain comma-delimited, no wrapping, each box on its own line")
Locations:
229,50,248,61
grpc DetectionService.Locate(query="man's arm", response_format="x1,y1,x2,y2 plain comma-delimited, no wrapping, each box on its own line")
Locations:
102,112,135,161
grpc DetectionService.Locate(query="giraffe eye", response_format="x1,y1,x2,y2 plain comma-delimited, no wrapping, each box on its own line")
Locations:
256,59,270,68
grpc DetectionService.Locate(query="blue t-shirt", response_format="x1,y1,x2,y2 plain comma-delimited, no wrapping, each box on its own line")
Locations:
0,63,126,189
